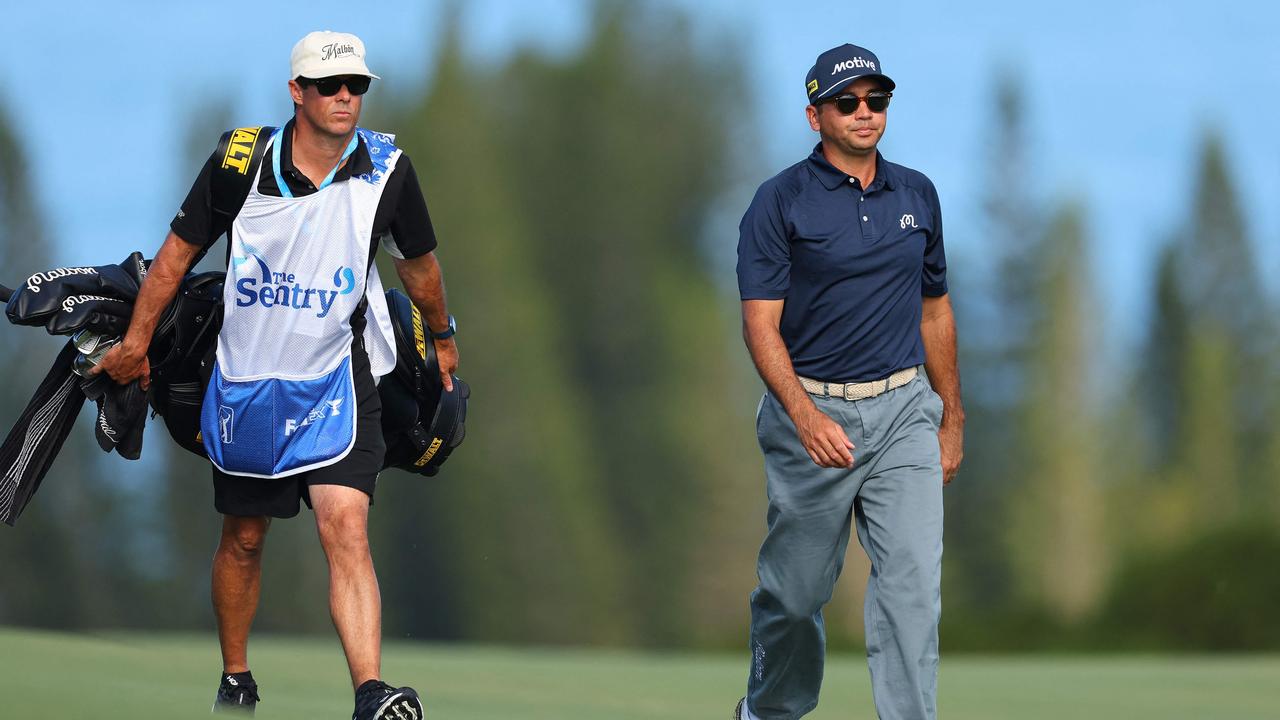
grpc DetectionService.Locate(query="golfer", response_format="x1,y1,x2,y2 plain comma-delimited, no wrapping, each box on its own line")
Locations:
733,43,964,720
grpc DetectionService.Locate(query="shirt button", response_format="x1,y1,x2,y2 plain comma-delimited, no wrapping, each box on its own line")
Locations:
862,215,869,222
848,178,855,184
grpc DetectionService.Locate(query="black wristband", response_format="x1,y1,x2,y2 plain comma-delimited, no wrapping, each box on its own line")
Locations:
430,314,456,340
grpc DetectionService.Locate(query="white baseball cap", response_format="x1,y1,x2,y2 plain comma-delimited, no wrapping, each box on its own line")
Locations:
290,31,380,80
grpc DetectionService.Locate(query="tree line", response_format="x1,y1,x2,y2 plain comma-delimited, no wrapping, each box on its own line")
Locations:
1,5,1276,650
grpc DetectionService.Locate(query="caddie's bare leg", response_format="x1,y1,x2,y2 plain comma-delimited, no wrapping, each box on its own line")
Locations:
212,515,270,673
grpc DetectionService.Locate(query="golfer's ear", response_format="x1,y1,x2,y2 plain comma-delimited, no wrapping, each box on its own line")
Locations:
806,104,821,132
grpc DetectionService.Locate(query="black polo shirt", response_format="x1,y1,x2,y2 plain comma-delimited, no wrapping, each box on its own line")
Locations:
737,144,947,382
171,118,437,260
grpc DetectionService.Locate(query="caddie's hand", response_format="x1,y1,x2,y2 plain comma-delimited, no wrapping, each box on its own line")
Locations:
793,403,855,469
91,340,151,390
938,420,963,485
434,337,458,392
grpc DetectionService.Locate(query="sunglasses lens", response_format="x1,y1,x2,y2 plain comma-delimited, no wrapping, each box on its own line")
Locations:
867,95,890,112
312,78,342,96
346,76,371,95
308,76,370,96
834,96,859,114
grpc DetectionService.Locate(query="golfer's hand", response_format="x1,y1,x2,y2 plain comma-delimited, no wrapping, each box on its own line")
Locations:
793,404,855,469
92,341,151,390
938,420,963,485
434,337,458,392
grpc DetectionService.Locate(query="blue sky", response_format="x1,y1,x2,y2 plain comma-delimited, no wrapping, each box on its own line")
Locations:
8,0,1279,352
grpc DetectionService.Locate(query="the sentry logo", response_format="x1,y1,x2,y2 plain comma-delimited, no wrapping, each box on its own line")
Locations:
832,57,877,74
285,399,344,436
233,245,356,318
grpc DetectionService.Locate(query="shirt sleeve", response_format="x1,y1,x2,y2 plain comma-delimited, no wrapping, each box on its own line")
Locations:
170,150,230,248
386,155,438,259
922,179,948,297
736,182,791,301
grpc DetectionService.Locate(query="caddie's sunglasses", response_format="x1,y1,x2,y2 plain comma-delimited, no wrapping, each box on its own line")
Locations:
298,75,372,97
825,91,892,114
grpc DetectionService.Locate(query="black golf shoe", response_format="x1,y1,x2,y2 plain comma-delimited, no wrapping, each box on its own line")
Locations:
212,671,260,714
353,679,424,720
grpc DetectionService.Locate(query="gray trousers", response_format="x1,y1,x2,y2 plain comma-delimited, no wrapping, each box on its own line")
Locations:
746,373,944,720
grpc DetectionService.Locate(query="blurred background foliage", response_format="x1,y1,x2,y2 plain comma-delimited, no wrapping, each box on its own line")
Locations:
2,3,1277,652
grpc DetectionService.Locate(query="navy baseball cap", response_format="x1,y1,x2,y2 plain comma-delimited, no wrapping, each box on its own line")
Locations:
805,44,895,103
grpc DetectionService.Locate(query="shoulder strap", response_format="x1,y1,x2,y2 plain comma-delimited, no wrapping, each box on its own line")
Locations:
211,126,275,220
194,126,274,270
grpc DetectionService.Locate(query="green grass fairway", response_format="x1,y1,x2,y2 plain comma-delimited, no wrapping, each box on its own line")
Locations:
1,627,1277,718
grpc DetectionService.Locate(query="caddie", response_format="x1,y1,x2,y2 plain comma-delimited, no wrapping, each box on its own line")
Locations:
732,43,964,720
96,30,457,719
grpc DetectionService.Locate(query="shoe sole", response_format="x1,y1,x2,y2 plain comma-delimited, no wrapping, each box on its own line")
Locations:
211,700,256,715
375,690,423,720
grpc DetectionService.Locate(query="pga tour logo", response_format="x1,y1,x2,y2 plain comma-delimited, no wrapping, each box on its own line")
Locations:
219,405,235,445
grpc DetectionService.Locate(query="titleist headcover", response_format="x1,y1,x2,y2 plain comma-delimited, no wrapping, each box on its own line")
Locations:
379,288,469,477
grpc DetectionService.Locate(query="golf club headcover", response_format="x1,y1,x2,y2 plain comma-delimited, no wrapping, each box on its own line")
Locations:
90,379,148,460
44,295,134,336
6,252,148,330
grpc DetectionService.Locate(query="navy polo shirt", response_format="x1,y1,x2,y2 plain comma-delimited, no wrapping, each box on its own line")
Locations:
737,143,947,382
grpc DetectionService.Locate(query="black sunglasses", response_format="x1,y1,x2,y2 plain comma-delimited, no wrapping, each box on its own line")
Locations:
297,75,372,97
824,91,892,114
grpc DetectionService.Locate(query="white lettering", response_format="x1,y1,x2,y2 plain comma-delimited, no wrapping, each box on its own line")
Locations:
831,57,877,74
25,266,97,293
98,413,117,441
284,399,344,436
61,294,118,313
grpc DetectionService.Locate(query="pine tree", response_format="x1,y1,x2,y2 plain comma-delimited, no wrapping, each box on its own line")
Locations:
1005,204,1108,621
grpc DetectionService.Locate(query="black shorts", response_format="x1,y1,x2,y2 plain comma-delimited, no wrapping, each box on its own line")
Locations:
212,341,386,518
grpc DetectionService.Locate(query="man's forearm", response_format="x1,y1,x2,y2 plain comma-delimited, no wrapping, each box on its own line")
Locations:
122,233,199,351
744,320,814,420
920,298,964,424
396,253,449,332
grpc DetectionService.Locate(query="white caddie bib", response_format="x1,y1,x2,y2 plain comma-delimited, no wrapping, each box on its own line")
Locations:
201,127,400,478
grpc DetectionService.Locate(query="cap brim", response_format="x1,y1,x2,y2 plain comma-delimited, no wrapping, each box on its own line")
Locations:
307,72,381,80
297,67,380,80
815,72,895,101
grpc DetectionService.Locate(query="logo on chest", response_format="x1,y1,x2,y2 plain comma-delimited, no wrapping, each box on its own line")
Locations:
232,245,357,318
900,214,918,229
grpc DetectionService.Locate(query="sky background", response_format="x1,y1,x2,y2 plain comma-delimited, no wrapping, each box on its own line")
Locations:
7,0,1279,355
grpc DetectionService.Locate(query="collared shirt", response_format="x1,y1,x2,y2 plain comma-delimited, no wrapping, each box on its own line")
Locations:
171,119,437,259
737,143,947,382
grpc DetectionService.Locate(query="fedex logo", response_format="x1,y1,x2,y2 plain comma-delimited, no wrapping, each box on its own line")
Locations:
284,399,344,436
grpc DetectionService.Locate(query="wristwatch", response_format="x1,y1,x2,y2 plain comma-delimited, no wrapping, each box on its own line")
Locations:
430,314,457,340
